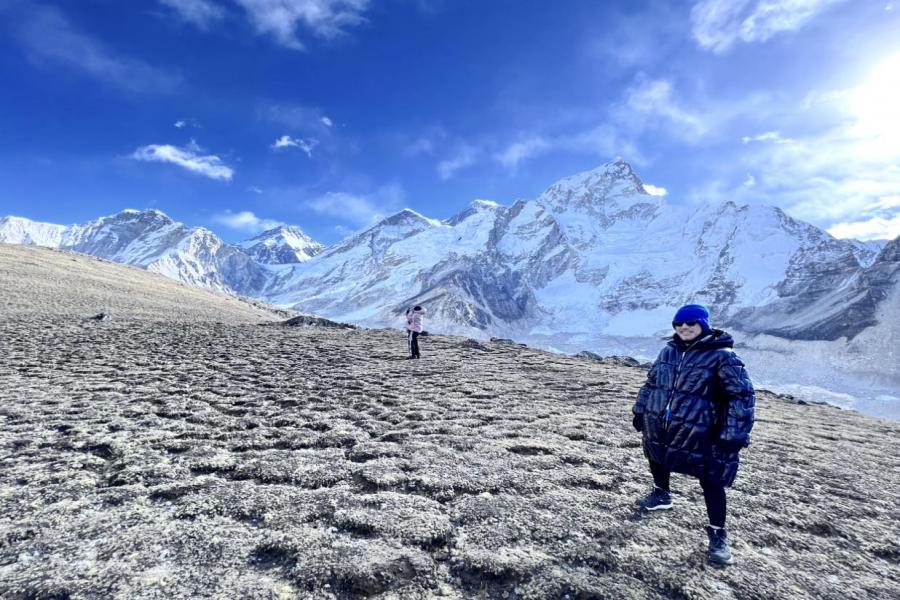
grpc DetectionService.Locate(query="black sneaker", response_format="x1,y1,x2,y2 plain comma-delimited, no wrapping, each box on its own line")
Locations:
705,525,734,566
638,486,673,511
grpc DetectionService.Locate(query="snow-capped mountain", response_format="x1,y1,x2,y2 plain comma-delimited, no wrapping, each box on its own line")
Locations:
0,216,68,247
262,159,899,345
3,160,897,348
0,209,270,295
236,225,324,265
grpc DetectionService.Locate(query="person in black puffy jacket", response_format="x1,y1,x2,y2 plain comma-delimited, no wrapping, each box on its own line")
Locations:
632,304,755,566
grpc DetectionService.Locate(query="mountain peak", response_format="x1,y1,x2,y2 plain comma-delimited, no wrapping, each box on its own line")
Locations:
445,199,506,226
378,208,441,228
107,208,174,226
537,158,660,220
238,224,323,264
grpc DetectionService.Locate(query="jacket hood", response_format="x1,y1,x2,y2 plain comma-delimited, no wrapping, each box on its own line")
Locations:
668,328,734,351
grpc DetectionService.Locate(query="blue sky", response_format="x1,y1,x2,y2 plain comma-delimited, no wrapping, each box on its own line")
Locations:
1,0,899,244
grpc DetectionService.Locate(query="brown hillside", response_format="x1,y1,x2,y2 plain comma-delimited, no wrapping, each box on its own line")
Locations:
1,244,898,599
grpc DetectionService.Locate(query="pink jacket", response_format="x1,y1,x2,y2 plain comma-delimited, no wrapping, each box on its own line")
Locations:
405,306,425,333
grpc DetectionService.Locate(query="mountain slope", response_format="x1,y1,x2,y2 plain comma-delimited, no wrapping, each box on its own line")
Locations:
0,244,284,323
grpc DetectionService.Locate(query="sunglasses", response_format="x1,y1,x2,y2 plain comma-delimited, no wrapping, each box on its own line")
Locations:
672,320,699,328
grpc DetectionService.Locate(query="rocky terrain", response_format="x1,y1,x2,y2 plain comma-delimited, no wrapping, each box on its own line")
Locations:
1,245,898,599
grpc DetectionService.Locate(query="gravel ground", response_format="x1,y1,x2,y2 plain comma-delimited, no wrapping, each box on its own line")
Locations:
1,244,898,599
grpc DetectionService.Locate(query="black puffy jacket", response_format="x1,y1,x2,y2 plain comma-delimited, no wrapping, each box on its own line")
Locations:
633,329,755,487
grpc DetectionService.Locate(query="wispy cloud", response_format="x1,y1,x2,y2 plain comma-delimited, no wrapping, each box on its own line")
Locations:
828,214,900,241
437,145,479,180
400,125,448,158
614,73,776,149
583,3,684,70
247,186,264,194
495,137,550,171
713,52,900,235
625,76,709,141
233,0,370,49
212,210,282,233
271,135,319,156
12,4,180,93
642,183,668,196
157,0,225,29
492,125,641,172
132,143,234,180
261,103,334,133
691,0,847,54
304,183,405,226
174,118,201,129
742,131,792,144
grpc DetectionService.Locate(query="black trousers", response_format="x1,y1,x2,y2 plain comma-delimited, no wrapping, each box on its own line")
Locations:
649,461,726,528
407,330,420,358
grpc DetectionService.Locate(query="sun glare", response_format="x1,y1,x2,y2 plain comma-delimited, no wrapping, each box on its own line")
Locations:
847,51,900,155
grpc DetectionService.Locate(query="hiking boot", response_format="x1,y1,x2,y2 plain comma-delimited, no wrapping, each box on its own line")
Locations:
638,486,673,511
705,525,734,566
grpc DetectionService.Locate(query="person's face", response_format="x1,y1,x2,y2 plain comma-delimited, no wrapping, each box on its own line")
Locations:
673,320,703,342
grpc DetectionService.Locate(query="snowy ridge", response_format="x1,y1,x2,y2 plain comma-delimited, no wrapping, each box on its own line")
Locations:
2,160,897,347
0,216,69,247
236,225,325,264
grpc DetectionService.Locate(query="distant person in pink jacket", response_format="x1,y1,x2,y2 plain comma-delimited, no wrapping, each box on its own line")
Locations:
405,305,425,359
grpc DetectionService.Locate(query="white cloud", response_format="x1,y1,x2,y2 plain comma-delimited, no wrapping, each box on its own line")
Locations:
723,52,900,231
437,146,478,180
247,186,264,194
625,76,709,141
334,224,354,238
132,144,234,180
614,73,777,149
405,137,434,156
157,0,225,28
642,183,668,196
743,173,756,187
212,210,282,233
827,214,900,241
691,0,848,54
401,126,448,157
306,192,381,225
271,135,319,156
742,131,792,144
582,3,684,70
233,0,370,49
262,103,334,133
13,5,180,93
495,137,551,171
305,184,405,226
489,125,643,172
174,118,200,129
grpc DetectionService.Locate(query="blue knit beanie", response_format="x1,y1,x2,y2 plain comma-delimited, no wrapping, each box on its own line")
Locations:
672,304,711,332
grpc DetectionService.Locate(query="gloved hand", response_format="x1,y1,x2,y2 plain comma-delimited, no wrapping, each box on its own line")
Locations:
632,413,644,432
718,438,747,453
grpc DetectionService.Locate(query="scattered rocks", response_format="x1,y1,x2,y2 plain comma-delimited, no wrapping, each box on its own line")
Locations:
279,315,356,329
460,339,490,352
575,351,642,367
490,337,528,347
